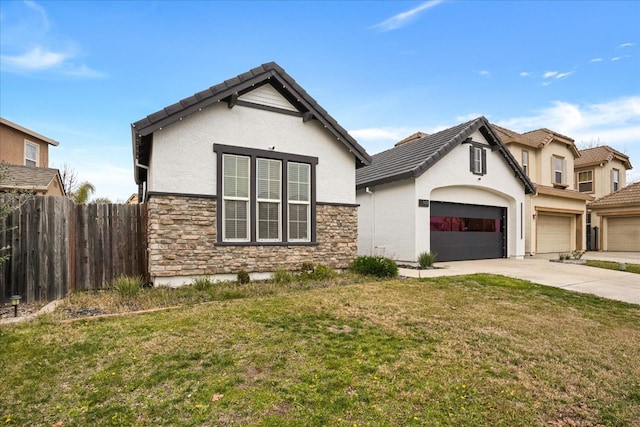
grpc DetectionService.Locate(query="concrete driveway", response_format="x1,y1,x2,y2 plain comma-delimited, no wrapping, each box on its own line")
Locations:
399,255,640,305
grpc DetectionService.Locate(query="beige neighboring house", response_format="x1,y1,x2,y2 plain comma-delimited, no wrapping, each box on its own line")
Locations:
493,125,593,255
0,117,65,196
588,182,640,251
574,145,633,249
0,164,65,196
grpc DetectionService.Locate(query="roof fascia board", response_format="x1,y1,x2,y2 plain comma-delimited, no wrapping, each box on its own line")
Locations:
0,117,60,146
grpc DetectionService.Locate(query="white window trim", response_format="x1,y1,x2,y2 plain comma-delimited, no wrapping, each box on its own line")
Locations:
222,154,250,242
288,162,311,242
25,140,39,167
612,169,620,192
522,150,529,176
256,158,282,242
553,156,565,185
473,147,482,174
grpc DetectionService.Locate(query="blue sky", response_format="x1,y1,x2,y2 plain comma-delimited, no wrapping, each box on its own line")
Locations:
1,0,639,201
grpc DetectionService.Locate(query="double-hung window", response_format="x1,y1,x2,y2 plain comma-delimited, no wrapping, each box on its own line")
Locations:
577,170,593,192
257,158,281,241
522,150,529,176
552,155,565,185
612,169,620,192
215,144,317,245
25,141,39,167
288,162,310,241
223,154,250,241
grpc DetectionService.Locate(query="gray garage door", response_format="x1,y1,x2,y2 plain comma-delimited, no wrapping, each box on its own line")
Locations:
430,202,506,262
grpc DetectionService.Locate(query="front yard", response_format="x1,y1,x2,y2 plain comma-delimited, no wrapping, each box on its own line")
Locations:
1,274,639,426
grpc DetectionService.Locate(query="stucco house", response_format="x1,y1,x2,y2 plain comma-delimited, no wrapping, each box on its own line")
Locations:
493,125,593,255
574,145,633,249
131,62,371,286
0,117,65,196
356,117,535,263
587,181,640,251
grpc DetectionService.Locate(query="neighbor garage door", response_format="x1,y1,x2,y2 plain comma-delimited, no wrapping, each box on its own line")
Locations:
430,201,506,262
537,214,571,253
607,217,640,251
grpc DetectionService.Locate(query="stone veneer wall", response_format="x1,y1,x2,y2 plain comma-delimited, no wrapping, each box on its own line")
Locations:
147,194,358,280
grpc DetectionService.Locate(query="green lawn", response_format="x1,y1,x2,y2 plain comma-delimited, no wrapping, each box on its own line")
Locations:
586,260,640,274
1,274,639,426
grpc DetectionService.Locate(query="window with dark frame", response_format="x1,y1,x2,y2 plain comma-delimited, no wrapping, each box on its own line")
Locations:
577,170,593,193
469,144,487,176
215,144,317,245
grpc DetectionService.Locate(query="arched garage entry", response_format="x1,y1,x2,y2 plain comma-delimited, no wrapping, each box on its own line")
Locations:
430,201,506,261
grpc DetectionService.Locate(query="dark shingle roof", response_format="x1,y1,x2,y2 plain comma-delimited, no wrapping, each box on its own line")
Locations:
356,116,535,194
589,181,640,208
131,62,371,184
0,164,62,192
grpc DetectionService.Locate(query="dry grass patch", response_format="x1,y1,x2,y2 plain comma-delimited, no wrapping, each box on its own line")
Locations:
1,274,639,426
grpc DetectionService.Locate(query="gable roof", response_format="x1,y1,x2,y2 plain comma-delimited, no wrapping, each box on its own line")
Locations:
0,117,60,146
131,62,371,184
0,164,64,194
356,116,535,193
588,181,640,209
522,128,580,157
491,124,540,148
575,145,632,169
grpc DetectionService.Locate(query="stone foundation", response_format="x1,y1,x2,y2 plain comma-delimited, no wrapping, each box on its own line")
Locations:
147,194,358,283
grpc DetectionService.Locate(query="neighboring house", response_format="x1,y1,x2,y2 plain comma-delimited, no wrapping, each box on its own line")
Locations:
575,146,632,197
356,117,535,263
574,145,633,250
587,181,640,251
131,62,371,286
0,117,59,168
493,125,593,255
0,164,65,196
0,117,65,196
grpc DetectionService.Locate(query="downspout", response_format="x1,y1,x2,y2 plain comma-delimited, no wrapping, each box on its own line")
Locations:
366,187,375,255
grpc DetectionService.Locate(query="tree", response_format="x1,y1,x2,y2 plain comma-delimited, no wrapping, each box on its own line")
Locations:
71,181,95,204
0,162,23,265
90,197,112,204
60,163,79,196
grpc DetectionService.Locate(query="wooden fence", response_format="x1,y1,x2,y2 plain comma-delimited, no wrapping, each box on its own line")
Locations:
1,196,148,303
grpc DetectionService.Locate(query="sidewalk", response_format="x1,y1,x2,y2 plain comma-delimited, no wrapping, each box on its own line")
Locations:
399,257,640,305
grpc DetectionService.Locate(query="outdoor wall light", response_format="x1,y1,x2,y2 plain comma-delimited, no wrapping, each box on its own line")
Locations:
10,295,21,318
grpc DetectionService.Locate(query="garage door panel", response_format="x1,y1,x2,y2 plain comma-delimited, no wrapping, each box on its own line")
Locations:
430,201,506,262
537,214,571,253
608,217,640,251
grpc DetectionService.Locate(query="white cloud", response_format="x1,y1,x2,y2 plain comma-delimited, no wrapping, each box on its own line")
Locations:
1,47,66,70
555,71,574,79
0,1,105,78
543,71,558,78
589,58,603,63
520,72,530,77
478,70,490,77
497,96,640,152
371,0,444,31
618,42,634,48
611,56,621,61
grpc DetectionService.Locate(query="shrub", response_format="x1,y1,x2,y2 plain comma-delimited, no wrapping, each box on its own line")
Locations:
272,269,293,284
559,253,570,261
193,277,214,291
307,264,336,280
112,275,143,298
350,256,398,278
237,270,250,284
300,262,315,274
417,251,437,268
